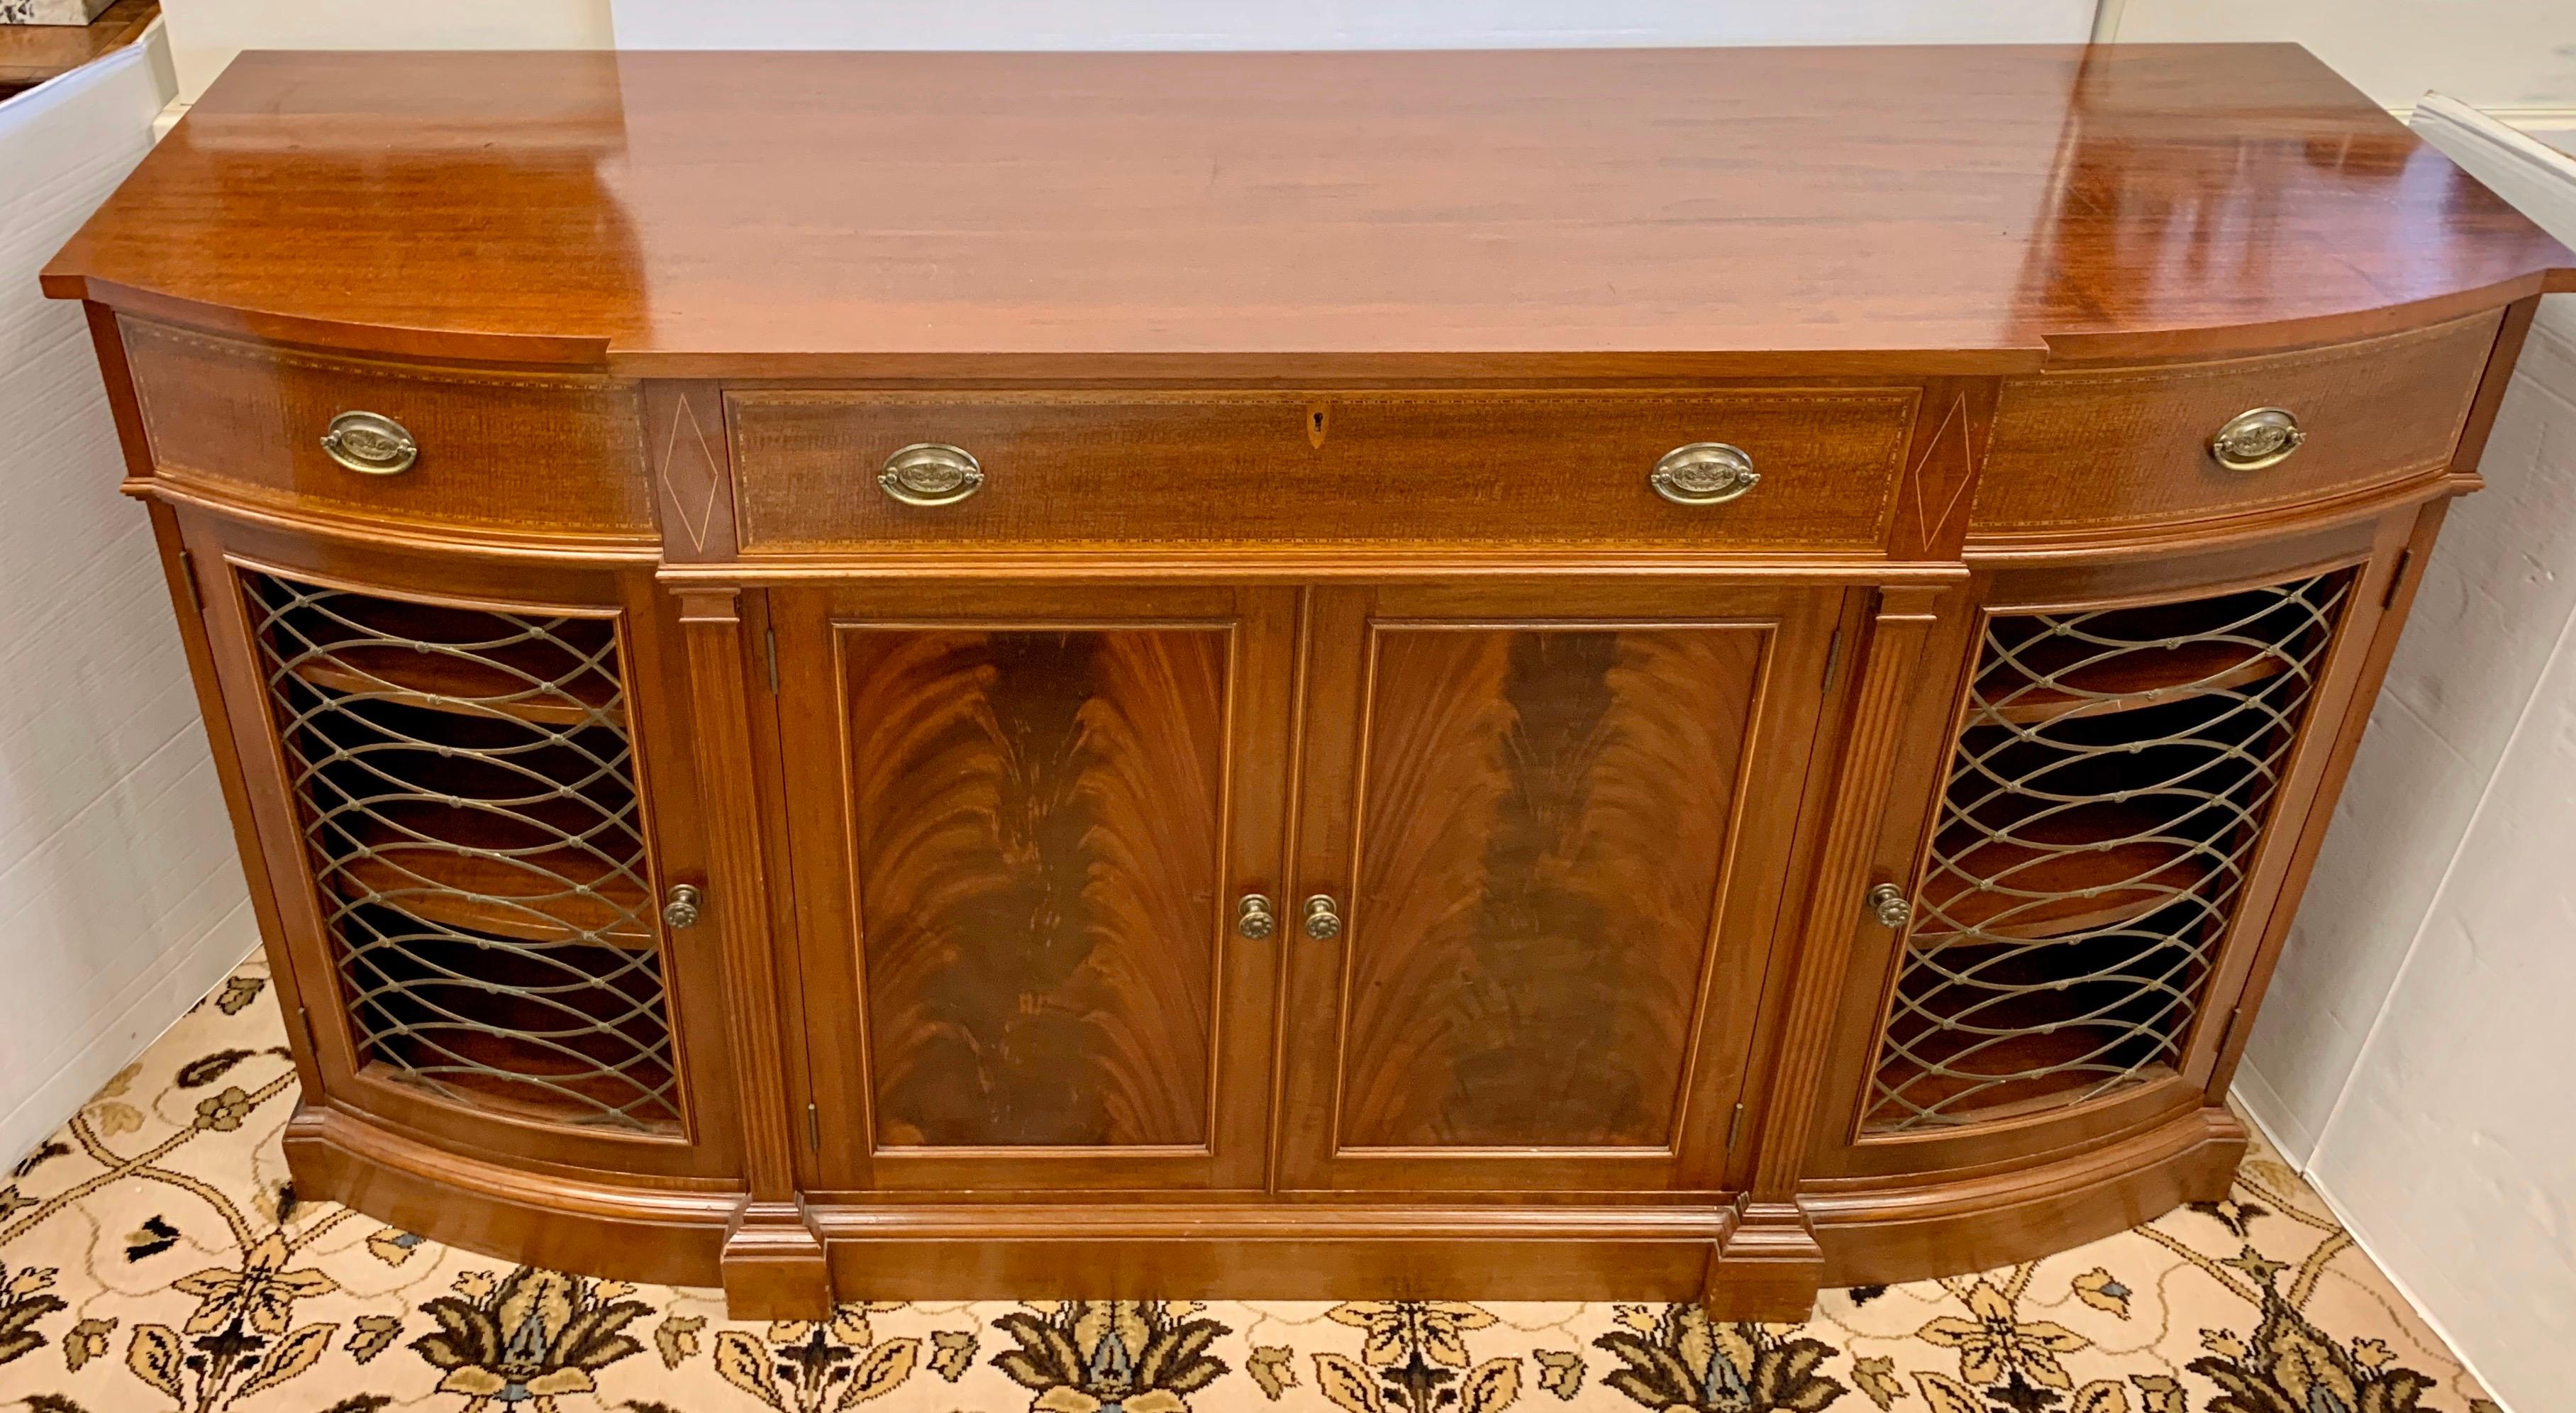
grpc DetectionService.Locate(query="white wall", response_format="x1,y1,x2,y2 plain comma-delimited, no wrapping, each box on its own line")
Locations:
152,0,2097,116
2235,114,2576,1165
605,0,2091,51
2230,100,2576,1413
154,0,2573,145
0,40,260,1168
160,0,612,103
147,0,2576,150
2107,0,2576,147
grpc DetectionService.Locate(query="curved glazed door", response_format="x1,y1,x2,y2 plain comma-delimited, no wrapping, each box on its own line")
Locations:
1276,582,1848,1194
773,582,1296,1193
1806,515,2420,1186
174,509,740,1182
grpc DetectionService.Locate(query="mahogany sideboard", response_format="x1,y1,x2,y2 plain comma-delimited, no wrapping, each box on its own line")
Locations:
42,45,2576,1319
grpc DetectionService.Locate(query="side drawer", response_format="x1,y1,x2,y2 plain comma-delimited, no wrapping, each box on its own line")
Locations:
1972,311,2501,542
121,318,651,540
725,388,1918,553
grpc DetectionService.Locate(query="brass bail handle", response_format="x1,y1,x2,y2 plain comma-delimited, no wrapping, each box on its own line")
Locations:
879,443,985,506
2208,407,2304,472
320,411,419,475
1650,442,1760,506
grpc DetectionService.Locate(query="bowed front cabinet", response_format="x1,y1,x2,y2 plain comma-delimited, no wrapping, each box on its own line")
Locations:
43,45,2575,1318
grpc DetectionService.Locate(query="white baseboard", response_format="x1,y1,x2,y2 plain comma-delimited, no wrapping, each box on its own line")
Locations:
2224,1063,2316,1167
0,902,260,1168
2231,1082,2522,1413
2390,102,2576,155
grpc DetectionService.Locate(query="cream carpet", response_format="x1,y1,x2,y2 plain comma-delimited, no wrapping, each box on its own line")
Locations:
0,959,2496,1412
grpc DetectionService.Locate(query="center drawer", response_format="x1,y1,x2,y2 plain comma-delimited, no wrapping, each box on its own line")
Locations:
723,388,1917,554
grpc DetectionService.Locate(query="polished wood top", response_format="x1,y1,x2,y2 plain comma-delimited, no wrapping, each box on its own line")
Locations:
43,45,2576,375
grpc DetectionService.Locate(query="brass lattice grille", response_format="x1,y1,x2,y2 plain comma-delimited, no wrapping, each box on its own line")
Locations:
1864,570,2355,1132
244,572,679,1132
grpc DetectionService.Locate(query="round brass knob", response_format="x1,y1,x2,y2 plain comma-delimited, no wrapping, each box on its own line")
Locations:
2208,408,2304,472
1865,883,1911,930
662,884,703,931
1236,893,1277,941
319,411,418,475
879,443,984,506
1650,442,1760,506
1302,894,1343,941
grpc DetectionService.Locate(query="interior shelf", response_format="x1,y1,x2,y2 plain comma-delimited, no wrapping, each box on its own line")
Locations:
1870,1021,2183,1128
1869,938,2207,1127
323,806,654,949
1977,636,2294,725
343,925,679,1133
285,645,616,726
1911,826,2218,948
362,1051,680,1133
266,592,621,726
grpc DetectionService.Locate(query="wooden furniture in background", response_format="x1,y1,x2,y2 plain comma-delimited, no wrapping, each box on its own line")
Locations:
43,45,2574,1318
0,0,155,100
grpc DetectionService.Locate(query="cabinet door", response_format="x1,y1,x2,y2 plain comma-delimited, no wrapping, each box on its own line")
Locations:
1277,582,1847,1193
775,583,1296,1192
1807,521,2403,1183
176,510,739,1180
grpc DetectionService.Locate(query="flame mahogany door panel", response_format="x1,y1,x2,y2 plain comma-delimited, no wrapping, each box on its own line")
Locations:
773,582,1297,1193
1277,582,1849,1194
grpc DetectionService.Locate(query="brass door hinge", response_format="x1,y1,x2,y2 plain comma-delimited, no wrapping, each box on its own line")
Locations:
806,1101,821,1149
2381,548,2415,610
295,1004,321,1056
1820,626,1843,689
2213,1005,2245,1061
176,548,206,615
1726,1101,1746,1152
765,624,780,695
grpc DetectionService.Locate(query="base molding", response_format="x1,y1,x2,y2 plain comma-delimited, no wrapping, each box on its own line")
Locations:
809,1199,1738,1307
281,1104,737,1287
1707,1202,1827,1320
723,1199,833,1317
1802,1103,2248,1287
285,1099,2247,1317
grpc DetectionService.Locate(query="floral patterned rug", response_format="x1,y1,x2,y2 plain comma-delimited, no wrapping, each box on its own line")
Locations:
0,958,2497,1413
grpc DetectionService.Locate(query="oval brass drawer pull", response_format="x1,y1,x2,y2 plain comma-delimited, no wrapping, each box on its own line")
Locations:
879,443,984,506
2208,407,2304,471
1650,442,1760,505
320,411,419,475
